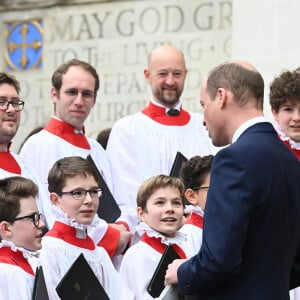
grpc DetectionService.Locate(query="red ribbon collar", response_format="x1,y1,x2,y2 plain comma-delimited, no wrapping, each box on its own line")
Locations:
142,102,190,126
44,118,90,149
46,221,96,250
185,212,203,229
282,139,300,160
0,247,34,275
0,151,21,174
141,233,186,259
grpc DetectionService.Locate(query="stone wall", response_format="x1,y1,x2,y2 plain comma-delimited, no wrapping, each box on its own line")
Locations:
0,0,232,151
232,0,300,118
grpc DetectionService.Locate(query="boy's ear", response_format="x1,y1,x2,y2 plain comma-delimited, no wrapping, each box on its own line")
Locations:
137,206,145,222
271,108,279,121
50,192,60,205
0,221,13,239
184,189,198,206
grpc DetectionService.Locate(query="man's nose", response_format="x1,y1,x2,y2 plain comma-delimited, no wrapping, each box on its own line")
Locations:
73,93,85,104
165,74,175,85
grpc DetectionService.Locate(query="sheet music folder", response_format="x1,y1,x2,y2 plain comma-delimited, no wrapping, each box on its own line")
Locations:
169,152,188,178
158,284,184,300
32,266,49,300
158,285,197,300
147,245,180,298
169,151,190,205
56,253,110,300
86,154,121,223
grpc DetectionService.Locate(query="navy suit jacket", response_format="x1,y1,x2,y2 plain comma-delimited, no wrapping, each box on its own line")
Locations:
178,122,300,300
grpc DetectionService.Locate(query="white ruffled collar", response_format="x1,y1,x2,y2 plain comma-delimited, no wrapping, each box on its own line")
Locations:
273,121,300,150
184,205,204,216
136,221,187,245
52,205,99,230
0,240,39,259
52,206,101,239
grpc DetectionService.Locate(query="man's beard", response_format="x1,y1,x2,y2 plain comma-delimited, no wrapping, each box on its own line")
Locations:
155,88,182,106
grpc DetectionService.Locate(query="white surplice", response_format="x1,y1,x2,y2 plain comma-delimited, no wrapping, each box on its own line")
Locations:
0,241,38,300
107,109,217,208
179,205,204,256
39,211,134,300
119,222,194,300
19,118,138,234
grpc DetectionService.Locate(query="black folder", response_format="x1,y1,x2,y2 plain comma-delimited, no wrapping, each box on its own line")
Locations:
32,266,49,300
56,253,110,300
169,152,188,178
147,245,181,298
169,151,190,205
86,154,121,223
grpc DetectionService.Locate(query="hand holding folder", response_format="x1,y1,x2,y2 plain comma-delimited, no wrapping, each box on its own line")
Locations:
147,245,181,298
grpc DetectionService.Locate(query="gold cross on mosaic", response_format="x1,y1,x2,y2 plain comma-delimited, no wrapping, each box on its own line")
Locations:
4,19,43,71
8,23,42,68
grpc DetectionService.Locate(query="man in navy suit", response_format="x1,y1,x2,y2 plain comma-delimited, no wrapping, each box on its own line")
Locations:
165,61,300,299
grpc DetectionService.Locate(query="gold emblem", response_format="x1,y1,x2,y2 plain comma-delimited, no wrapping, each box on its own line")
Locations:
4,19,43,70
74,281,81,292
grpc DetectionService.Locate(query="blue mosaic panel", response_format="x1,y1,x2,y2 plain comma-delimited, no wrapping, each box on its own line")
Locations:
5,20,43,71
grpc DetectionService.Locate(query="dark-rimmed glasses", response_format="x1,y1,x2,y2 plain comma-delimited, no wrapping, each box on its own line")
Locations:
192,186,209,191
58,188,102,200
7,212,43,228
0,98,25,112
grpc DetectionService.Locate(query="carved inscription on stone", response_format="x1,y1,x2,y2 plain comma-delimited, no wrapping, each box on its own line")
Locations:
0,0,232,150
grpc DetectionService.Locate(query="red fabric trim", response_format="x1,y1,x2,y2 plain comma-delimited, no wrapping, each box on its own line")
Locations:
142,102,190,126
44,118,90,149
141,233,186,259
115,221,130,232
97,225,120,258
185,212,203,229
0,152,21,174
46,221,95,250
0,247,34,275
282,140,300,160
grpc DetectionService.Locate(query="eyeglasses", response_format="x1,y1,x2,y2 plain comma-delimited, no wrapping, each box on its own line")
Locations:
7,212,43,228
63,88,95,102
58,188,102,200
192,186,209,191
0,98,25,111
